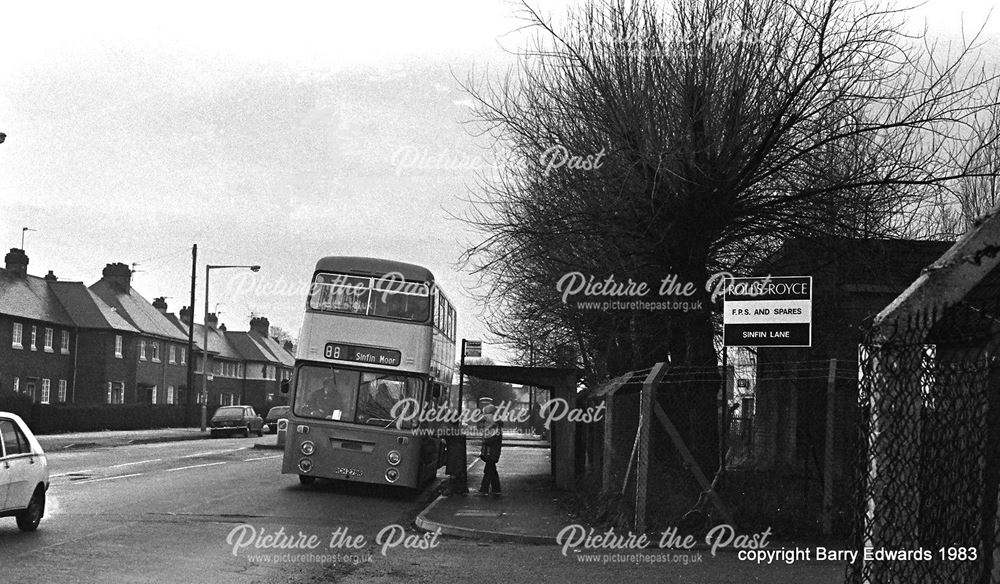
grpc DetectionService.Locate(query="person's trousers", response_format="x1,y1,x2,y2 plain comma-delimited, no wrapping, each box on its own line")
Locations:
480,460,501,493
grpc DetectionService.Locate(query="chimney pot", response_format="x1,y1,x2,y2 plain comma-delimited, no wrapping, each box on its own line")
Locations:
4,248,28,277
102,262,132,292
249,316,270,337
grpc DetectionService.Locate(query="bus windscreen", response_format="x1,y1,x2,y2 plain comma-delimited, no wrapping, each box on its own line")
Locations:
293,365,421,428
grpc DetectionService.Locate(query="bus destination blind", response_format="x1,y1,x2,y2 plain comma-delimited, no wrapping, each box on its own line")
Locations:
324,342,401,366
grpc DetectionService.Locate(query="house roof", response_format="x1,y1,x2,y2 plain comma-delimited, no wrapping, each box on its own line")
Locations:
249,331,295,367
0,270,75,325
90,280,188,342
225,331,272,362
48,281,139,332
187,323,243,359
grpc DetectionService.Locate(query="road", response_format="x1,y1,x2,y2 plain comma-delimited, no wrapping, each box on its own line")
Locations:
1,438,845,584
0,437,432,584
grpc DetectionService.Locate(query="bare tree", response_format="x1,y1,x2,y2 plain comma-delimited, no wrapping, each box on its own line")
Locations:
460,0,1000,379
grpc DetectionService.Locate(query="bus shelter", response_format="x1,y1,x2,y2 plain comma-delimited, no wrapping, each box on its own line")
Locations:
460,365,581,490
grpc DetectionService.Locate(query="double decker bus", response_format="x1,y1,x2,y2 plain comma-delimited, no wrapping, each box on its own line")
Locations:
281,257,457,488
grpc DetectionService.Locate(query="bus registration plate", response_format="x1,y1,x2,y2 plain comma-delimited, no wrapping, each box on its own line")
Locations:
333,467,364,477
324,343,401,367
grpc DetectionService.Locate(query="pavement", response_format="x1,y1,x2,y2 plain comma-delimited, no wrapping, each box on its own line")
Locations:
416,443,571,544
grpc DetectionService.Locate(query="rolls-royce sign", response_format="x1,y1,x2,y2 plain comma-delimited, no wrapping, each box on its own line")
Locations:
723,276,812,347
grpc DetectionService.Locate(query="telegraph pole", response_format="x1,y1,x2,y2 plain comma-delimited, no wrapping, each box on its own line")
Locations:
185,244,197,426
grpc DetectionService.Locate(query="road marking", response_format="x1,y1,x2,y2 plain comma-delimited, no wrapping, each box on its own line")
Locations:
73,473,143,485
51,469,95,477
243,455,282,461
109,458,162,468
179,449,236,458
166,461,228,472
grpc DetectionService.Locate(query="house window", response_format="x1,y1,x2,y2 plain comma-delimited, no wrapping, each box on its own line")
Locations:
139,340,147,361
115,335,123,358
13,377,19,393
61,330,70,354
180,348,186,365
151,385,158,405
169,345,177,364
30,325,37,350
41,379,51,404
107,381,125,405
151,342,160,362
12,322,23,349
166,386,175,405
44,328,54,352
58,379,67,403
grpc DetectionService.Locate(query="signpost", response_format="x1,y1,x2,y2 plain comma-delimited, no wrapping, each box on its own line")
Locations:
723,276,812,347
465,340,482,358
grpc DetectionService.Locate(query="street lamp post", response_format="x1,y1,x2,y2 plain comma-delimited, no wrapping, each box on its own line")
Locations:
200,263,261,432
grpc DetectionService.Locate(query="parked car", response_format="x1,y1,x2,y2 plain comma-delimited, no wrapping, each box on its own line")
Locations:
0,412,49,531
262,406,290,434
209,406,263,438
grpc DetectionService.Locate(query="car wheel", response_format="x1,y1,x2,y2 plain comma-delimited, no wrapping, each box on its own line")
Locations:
16,488,45,532
299,475,316,485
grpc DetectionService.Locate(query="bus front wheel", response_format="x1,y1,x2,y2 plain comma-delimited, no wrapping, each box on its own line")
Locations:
299,475,316,485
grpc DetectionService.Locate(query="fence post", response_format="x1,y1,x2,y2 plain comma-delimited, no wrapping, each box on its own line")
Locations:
823,358,837,535
636,362,667,533
603,389,614,494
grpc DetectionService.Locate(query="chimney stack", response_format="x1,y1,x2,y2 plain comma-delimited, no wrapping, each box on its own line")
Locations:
206,313,219,330
219,323,227,332
102,262,132,292
179,306,193,325
152,297,168,313
283,340,294,354
44,270,58,281
249,316,270,337
4,248,28,277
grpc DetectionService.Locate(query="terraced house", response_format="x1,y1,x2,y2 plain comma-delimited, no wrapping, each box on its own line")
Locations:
167,310,293,414
0,253,292,417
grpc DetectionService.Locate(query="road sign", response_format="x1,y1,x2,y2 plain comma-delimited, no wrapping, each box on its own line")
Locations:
723,276,812,347
464,340,482,358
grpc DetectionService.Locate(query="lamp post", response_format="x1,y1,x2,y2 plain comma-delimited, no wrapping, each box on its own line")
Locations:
200,263,261,432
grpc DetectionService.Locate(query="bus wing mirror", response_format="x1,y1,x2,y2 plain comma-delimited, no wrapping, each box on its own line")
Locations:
280,379,290,394
432,384,442,399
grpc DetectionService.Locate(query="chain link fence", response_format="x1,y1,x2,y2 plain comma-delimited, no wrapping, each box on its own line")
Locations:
845,266,1000,584
577,357,859,536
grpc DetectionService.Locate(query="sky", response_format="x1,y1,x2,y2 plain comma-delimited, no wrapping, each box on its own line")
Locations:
0,0,998,363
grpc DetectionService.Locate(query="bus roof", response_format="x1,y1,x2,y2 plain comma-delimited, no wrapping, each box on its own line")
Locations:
314,256,435,283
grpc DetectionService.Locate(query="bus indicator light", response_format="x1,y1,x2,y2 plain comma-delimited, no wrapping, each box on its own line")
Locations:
385,468,399,483
387,450,401,466
301,441,316,456
298,458,314,473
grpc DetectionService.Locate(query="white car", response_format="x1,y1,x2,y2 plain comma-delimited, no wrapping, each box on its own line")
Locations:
0,412,49,531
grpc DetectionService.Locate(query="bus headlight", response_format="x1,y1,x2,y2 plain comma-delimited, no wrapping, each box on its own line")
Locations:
385,468,399,483
298,458,314,473
386,450,401,466
300,440,315,456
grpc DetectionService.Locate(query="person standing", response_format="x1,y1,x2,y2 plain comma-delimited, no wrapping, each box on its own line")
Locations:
478,404,503,496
